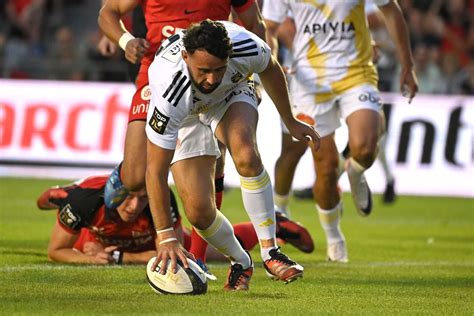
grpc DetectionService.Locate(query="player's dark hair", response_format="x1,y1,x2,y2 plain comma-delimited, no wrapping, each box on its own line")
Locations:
183,19,232,59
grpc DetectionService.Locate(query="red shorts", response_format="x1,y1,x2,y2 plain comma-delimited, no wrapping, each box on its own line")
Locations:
128,64,151,122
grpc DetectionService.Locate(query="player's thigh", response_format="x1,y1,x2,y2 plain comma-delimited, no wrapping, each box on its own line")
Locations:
170,116,220,226
123,120,147,176
340,84,383,148
215,101,258,153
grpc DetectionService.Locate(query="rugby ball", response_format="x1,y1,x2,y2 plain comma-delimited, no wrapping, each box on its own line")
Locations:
146,257,207,295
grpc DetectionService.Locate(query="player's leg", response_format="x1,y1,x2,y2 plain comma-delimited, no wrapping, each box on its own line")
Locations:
342,86,382,216
104,75,150,208
171,155,253,290
378,106,396,203
312,133,348,262
274,132,308,217
215,101,303,283
170,118,252,290
188,141,226,264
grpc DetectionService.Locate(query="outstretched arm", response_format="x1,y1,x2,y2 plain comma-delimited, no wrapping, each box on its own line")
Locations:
146,139,189,273
48,223,112,264
235,1,267,41
378,0,418,101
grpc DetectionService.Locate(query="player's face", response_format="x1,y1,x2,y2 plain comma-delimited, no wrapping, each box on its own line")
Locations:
116,189,148,223
182,49,228,94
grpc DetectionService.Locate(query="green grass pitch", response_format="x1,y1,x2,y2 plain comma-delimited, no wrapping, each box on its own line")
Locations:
1,177,473,314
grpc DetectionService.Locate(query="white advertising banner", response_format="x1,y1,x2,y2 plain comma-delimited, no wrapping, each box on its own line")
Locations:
1,79,473,197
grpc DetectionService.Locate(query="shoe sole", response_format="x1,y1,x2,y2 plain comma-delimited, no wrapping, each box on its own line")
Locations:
265,270,303,284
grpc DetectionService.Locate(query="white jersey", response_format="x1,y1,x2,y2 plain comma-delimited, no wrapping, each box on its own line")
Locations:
263,0,389,104
146,21,271,150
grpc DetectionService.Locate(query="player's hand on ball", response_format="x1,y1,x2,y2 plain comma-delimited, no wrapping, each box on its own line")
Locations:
125,38,150,64
152,238,190,275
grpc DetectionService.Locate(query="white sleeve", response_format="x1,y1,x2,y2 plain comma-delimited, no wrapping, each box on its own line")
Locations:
231,32,272,74
262,0,289,23
250,37,272,74
146,69,191,150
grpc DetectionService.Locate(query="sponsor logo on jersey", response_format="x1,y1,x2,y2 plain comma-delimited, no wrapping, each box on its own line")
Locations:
358,92,382,105
59,204,81,229
148,108,169,135
231,72,244,83
161,25,185,39
140,85,151,101
132,102,149,115
303,22,355,35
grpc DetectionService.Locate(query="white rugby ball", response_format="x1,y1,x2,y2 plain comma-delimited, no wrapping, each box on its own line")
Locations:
146,257,208,295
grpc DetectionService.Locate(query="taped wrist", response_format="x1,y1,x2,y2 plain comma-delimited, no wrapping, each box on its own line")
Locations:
112,250,123,265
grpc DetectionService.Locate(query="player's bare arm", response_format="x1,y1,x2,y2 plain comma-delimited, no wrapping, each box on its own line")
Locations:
145,139,189,274
378,0,419,101
235,1,266,41
263,19,280,58
48,222,111,264
98,0,149,64
259,56,320,150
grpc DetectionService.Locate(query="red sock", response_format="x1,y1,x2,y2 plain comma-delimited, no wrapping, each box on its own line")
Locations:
189,227,208,263
215,175,224,210
233,222,259,251
182,228,191,251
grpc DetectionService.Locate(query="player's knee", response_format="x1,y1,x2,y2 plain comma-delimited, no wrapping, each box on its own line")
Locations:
351,143,377,168
233,148,262,177
122,171,146,191
186,205,215,229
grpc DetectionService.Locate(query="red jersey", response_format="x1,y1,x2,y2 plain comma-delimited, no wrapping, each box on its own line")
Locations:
138,0,255,68
53,175,180,253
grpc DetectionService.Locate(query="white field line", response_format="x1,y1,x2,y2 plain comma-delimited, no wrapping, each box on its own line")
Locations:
0,261,473,272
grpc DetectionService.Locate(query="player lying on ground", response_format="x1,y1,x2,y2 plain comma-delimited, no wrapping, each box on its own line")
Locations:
36,175,314,265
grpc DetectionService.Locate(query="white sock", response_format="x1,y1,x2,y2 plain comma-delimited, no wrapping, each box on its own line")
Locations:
195,210,251,268
317,201,345,245
274,193,291,218
346,157,366,183
240,169,276,260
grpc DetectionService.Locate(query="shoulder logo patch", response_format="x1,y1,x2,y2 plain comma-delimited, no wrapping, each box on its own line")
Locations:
148,108,170,135
231,71,244,83
59,204,81,229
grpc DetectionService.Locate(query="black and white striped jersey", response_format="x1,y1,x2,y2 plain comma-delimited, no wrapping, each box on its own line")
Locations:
146,21,271,150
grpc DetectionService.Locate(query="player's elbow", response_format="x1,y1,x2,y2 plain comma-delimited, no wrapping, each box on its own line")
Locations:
47,250,60,263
